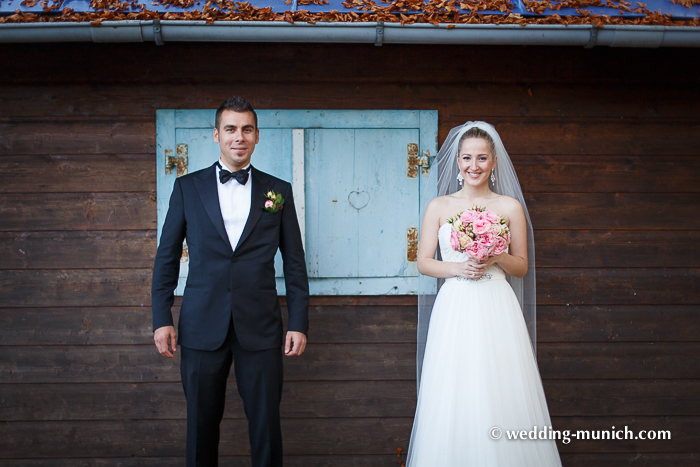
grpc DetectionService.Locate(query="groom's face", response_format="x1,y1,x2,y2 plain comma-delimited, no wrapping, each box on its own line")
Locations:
213,110,260,171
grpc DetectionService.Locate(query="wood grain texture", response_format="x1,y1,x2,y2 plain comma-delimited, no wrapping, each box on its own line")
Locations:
445,118,700,156
2,304,697,346
0,154,155,193
1,342,697,384
559,453,700,467
515,155,700,193
0,418,413,457
0,304,416,345
544,380,700,416
1,83,699,119
537,306,700,343
2,268,696,307
0,118,154,156
0,270,152,308
538,343,700,380
0,344,416,383
0,193,156,231
0,381,416,421
0,231,156,270
536,268,700,306
526,194,700,230
3,379,697,422
0,456,402,467
534,231,700,268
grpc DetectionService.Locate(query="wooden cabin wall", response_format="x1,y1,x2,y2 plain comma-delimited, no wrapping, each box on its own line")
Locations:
1,42,699,466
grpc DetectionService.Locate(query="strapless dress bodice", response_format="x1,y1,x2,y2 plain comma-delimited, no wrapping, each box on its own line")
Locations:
438,223,506,283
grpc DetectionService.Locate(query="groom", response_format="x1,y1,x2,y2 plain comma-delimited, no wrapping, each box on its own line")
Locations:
151,96,309,467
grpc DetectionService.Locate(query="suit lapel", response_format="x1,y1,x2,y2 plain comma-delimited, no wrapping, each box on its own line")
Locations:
193,163,233,255
234,167,268,253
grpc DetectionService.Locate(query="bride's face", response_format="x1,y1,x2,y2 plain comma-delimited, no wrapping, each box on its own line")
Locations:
457,137,496,187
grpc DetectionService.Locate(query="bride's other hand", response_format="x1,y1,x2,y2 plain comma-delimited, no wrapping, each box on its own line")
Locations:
453,259,485,279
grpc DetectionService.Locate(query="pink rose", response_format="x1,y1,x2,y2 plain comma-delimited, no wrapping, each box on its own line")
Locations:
265,200,274,208
478,232,495,247
473,219,492,235
460,210,478,224
492,237,507,256
450,230,460,251
490,224,502,235
481,210,498,223
466,241,480,259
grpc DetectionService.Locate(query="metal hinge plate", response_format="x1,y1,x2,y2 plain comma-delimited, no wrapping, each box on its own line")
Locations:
165,143,189,177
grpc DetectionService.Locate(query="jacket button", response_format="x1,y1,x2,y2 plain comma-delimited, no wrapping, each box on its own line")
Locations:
226,287,231,292
231,257,237,263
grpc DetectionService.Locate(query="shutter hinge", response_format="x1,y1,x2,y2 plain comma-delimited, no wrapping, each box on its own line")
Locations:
165,143,189,177
407,227,418,262
407,143,419,178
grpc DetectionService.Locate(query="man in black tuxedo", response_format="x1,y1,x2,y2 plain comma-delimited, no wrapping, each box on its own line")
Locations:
151,96,309,467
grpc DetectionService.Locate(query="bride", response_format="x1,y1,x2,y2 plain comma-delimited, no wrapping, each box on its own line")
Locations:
406,122,562,466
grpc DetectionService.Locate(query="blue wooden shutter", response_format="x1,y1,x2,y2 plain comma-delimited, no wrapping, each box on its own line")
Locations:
156,109,437,295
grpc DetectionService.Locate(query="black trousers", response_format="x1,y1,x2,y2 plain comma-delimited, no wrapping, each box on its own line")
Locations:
180,321,284,467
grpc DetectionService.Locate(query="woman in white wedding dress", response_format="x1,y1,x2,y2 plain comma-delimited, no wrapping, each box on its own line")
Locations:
406,123,562,466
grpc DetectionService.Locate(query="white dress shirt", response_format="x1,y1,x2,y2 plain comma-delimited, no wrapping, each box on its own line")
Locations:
216,159,252,251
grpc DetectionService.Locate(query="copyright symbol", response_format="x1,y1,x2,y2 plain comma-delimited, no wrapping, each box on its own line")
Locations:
489,427,502,440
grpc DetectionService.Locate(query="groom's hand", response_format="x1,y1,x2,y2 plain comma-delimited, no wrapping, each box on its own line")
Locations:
284,331,307,357
154,325,177,358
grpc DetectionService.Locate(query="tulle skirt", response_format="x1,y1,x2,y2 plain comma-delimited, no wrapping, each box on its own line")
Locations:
407,277,562,467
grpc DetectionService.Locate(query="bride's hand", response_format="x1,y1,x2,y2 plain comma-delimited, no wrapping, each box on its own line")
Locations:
453,259,486,279
480,253,504,268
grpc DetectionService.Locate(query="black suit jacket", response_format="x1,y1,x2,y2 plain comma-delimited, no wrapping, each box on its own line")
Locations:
151,163,309,351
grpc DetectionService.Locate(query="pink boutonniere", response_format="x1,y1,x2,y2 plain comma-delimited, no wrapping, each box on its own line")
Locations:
264,190,285,213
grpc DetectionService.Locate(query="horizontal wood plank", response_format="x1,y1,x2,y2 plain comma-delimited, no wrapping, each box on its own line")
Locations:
3,379,698,422
2,454,698,467
1,84,698,119
1,193,697,233
0,305,416,345
3,304,697,347
4,152,698,195
0,418,413,457
537,306,700,343
0,270,152,308
0,456,402,467
0,154,155,193
526,194,700,230
2,268,697,308
515,155,700,193
0,118,154,156
0,344,416,383
0,231,156,270
544,380,700,417
538,343,700,380
1,342,697,384
0,193,155,231
536,268,700,306
0,381,416,421
0,416,696,458
443,118,700,156
534,231,700,268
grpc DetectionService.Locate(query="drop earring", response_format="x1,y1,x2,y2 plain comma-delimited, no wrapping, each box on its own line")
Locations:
457,173,464,186
490,169,496,184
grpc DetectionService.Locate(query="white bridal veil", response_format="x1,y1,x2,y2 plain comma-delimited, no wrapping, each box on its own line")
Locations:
416,121,537,389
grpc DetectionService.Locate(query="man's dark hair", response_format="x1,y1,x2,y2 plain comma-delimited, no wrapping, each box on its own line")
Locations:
215,96,258,130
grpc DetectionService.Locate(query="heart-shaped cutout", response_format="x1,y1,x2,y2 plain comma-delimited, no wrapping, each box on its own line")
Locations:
348,191,370,210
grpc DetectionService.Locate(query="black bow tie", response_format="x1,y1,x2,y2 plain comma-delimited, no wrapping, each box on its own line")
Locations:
217,163,250,185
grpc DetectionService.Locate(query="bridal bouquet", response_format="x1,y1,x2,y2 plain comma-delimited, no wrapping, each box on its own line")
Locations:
447,206,510,260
